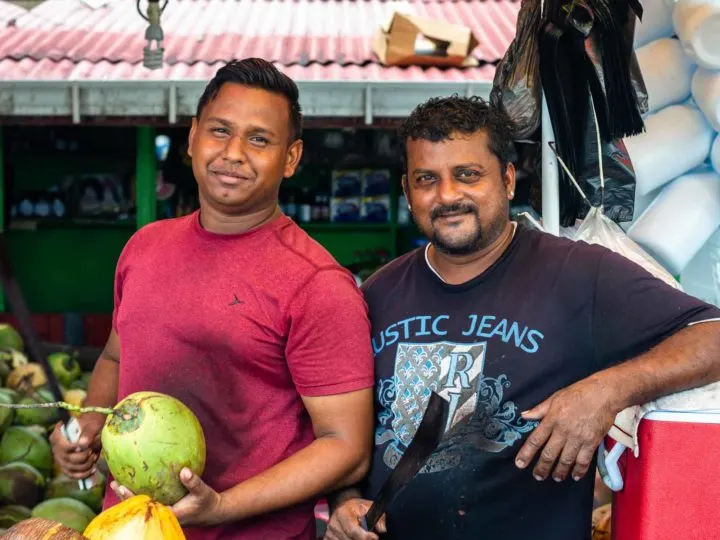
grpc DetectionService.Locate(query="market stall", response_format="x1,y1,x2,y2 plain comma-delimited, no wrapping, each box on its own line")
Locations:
0,0,520,345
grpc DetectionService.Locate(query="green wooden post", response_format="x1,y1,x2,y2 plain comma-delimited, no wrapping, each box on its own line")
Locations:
0,126,5,312
135,126,157,228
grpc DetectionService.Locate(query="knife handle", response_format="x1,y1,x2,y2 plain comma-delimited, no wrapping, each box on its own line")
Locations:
61,417,94,491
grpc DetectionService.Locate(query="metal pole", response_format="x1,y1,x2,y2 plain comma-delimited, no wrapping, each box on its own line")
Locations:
539,0,560,236
136,126,157,228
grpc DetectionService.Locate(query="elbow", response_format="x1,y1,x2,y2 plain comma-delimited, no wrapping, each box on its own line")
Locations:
348,452,371,485
339,445,371,487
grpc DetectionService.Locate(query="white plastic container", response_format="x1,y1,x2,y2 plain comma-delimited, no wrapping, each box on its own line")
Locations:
712,133,720,175
673,0,720,70
634,0,676,48
636,38,696,114
628,170,720,275
624,104,715,195
692,67,720,131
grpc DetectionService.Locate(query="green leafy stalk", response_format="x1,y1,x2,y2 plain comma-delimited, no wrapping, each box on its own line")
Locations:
0,400,115,416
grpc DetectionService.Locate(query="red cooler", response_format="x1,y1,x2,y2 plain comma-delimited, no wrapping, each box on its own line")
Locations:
602,411,720,540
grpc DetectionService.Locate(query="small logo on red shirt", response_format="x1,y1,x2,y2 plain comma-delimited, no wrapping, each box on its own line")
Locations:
229,294,244,306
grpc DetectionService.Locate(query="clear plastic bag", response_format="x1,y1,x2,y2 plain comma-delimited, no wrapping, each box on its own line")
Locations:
566,206,683,290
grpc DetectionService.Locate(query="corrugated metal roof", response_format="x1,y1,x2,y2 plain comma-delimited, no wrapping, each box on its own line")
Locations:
0,0,519,81
0,57,497,81
0,1,27,25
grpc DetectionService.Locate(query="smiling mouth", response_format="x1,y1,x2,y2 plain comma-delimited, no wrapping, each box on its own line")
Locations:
209,170,252,184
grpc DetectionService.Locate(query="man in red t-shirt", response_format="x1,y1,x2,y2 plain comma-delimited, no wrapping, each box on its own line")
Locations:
50,58,375,539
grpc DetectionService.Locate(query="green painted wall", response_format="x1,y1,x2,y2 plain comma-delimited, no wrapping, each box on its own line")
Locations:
7,227,132,313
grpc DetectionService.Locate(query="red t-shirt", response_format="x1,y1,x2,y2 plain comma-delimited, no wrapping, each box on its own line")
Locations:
104,211,375,539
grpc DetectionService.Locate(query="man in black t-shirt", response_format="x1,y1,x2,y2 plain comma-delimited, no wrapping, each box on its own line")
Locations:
324,96,720,540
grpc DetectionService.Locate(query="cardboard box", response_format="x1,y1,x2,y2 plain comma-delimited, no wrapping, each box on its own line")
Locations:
373,11,479,68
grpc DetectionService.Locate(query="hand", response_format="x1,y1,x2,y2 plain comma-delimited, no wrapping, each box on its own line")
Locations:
111,468,223,526
49,413,105,480
171,468,224,526
515,375,619,483
324,498,386,540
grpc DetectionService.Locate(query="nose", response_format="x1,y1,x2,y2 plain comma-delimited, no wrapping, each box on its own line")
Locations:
222,136,246,163
436,175,463,205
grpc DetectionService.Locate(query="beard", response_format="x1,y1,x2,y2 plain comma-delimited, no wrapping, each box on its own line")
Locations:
425,202,505,256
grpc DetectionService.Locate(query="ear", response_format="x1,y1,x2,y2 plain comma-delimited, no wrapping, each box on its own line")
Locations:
503,162,517,200
401,174,410,206
284,139,304,178
187,117,198,158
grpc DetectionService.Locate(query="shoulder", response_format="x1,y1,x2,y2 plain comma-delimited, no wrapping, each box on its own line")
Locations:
272,218,360,297
273,218,344,271
514,225,611,276
361,248,422,301
117,215,191,266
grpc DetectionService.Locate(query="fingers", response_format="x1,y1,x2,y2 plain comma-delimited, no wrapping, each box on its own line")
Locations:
531,432,566,481
325,500,379,540
515,418,552,470
49,423,98,479
375,514,387,534
549,438,582,482
110,481,134,501
571,446,596,481
179,467,204,493
520,398,551,421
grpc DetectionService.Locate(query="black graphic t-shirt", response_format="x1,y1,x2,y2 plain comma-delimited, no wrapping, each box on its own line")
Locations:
361,224,720,540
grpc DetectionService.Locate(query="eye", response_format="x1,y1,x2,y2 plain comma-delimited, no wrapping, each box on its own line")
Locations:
415,174,436,185
210,127,228,136
250,136,270,146
457,169,480,181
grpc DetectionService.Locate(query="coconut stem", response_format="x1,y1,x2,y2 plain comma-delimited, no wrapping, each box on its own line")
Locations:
0,401,116,416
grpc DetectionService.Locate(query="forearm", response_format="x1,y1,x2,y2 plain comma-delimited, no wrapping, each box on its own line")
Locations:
216,435,369,524
85,356,119,412
596,322,720,412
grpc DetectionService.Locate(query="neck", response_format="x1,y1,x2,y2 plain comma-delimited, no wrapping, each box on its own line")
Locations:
428,221,516,285
198,199,281,235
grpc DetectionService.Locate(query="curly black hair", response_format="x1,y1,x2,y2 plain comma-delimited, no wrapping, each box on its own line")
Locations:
399,95,516,173
196,58,303,141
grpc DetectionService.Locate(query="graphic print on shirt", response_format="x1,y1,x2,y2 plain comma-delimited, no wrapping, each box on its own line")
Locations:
373,314,542,474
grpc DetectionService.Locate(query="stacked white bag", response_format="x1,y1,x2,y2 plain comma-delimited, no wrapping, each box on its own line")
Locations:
623,0,720,305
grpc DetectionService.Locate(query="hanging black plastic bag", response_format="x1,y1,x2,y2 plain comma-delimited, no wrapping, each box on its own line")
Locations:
490,0,541,140
577,98,638,223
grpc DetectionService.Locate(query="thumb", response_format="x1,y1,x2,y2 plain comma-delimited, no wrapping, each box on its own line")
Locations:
376,513,387,534
521,398,551,420
179,468,205,493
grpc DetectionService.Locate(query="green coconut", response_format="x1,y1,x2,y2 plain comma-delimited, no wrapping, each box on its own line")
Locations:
69,373,91,391
0,389,19,404
0,504,31,528
0,426,53,477
0,325,23,354
31,497,96,533
101,391,206,505
48,353,82,388
46,471,106,514
0,462,45,507
14,389,60,427
0,392,14,435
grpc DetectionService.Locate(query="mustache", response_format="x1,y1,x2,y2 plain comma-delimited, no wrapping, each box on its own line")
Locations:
208,167,251,178
430,202,478,221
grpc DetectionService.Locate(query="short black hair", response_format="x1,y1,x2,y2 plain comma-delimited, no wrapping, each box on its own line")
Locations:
399,95,516,172
196,58,303,141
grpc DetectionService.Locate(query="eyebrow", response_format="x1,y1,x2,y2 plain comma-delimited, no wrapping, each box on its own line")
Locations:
206,117,277,137
411,163,488,176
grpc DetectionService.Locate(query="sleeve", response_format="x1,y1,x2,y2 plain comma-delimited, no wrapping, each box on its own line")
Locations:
286,267,375,397
592,249,720,368
111,233,139,333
